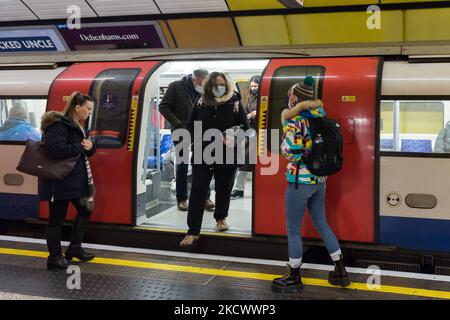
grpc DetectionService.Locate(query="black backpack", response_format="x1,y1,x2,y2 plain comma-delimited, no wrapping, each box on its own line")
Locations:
300,116,343,178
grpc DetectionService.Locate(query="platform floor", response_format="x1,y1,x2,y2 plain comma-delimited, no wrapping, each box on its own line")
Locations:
0,237,450,300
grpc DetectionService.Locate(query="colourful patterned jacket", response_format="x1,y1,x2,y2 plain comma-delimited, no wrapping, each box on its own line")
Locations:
280,106,327,185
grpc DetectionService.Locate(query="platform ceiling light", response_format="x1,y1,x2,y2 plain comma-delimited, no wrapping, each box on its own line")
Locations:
0,63,58,70
22,0,96,20
154,0,229,14
87,0,160,17
163,60,270,74
0,0,37,22
278,0,304,8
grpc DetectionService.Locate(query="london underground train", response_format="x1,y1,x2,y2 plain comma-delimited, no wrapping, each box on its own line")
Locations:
1,52,450,272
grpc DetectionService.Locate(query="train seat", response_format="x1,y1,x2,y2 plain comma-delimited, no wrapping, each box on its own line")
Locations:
380,139,394,150
400,139,432,153
147,133,173,169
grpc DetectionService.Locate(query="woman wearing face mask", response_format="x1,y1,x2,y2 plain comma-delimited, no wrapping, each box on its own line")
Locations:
180,72,248,247
230,75,260,200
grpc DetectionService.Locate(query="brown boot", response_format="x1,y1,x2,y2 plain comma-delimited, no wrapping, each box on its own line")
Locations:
177,200,188,211
204,199,215,212
216,219,229,232
180,234,199,247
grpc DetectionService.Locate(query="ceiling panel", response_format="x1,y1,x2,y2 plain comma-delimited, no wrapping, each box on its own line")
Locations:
382,0,443,3
168,18,239,48
226,0,285,11
286,10,404,45
87,0,160,17
0,0,37,21
303,0,376,6
155,0,229,14
405,8,450,41
235,16,290,46
23,0,97,20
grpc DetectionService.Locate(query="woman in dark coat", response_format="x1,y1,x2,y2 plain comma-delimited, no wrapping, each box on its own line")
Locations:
39,91,96,270
180,72,248,247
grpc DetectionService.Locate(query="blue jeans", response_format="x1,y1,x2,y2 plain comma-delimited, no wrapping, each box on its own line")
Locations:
285,182,340,259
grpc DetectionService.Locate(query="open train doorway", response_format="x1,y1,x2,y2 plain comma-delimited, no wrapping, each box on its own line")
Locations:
136,59,269,236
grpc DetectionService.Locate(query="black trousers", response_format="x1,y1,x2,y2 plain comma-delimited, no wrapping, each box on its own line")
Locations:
187,165,237,236
48,198,91,228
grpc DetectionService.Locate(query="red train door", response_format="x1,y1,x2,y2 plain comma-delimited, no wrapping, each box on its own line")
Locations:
254,57,381,243
40,61,160,225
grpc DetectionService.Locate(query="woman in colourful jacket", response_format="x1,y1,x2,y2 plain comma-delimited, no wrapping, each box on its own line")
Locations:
271,76,350,293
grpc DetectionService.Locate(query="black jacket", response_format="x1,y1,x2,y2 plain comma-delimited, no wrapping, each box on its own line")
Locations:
159,75,200,132
187,92,248,167
38,112,96,202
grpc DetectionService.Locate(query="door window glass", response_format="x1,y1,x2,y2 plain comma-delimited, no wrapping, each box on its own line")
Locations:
88,68,141,148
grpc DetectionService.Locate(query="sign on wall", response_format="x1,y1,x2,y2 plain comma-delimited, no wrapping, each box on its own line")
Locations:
56,21,168,51
0,27,67,53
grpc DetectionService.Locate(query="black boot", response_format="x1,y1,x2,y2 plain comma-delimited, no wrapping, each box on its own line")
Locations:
65,216,95,262
46,226,70,271
328,255,351,287
271,264,304,293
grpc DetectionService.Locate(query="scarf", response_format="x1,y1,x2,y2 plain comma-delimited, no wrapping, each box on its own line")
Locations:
80,131,95,213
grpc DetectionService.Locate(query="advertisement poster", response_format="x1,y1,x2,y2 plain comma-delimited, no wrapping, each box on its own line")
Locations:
0,27,67,53
56,21,168,50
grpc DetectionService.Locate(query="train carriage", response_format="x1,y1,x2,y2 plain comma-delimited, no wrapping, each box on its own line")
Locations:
1,52,450,271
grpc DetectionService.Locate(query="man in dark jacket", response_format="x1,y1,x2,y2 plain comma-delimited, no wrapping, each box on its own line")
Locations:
159,69,215,212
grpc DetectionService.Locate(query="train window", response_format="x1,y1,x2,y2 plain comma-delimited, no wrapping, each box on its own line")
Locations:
88,68,141,148
380,100,450,154
268,66,324,153
0,98,44,142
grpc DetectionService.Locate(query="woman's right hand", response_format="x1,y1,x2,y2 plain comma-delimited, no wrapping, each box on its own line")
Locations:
81,139,93,151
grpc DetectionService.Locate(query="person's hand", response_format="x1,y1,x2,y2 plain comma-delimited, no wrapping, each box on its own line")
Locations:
296,99,322,111
81,139,93,151
307,99,322,109
247,111,256,119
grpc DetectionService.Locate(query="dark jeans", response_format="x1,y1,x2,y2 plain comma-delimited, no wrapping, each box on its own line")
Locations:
176,162,211,201
187,165,237,235
48,198,92,228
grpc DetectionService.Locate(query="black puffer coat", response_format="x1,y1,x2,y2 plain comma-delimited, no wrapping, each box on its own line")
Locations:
38,112,96,202
159,74,200,132
187,92,248,168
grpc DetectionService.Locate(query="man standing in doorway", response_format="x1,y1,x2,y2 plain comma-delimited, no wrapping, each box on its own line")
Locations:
159,69,215,212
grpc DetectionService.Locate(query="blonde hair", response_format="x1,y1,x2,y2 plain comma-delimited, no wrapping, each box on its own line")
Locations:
64,91,93,132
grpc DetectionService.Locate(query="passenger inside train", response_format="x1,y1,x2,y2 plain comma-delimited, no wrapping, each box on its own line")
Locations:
0,100,41,141
137,60,268,235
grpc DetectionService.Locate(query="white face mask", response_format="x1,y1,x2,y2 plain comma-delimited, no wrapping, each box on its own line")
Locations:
195,85,204,94
212,85,227,98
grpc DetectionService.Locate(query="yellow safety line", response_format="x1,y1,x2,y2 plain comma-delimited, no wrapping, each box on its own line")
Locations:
1,247,449,299
133,226,252,238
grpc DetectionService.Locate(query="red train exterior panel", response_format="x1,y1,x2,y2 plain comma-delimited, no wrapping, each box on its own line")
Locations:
254,57,380,243
39,61,160,225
